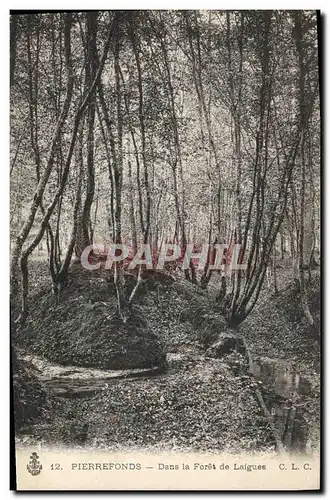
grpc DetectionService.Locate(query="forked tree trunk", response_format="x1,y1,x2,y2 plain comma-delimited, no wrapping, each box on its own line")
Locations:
11,13,74,305
14,14,115,322
54,124,84,295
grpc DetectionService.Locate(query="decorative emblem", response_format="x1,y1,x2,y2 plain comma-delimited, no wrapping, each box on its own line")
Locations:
27,452,42,476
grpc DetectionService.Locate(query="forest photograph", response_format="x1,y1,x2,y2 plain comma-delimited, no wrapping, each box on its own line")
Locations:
10,10,320,457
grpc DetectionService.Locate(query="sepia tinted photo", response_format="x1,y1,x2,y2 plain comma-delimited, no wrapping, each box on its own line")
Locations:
10,9,321,490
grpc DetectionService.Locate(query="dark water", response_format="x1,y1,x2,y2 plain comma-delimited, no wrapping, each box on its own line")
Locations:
250,357,312,452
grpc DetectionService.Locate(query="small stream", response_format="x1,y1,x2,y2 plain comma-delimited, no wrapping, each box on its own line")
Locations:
249,357,314,452
206,333,317,453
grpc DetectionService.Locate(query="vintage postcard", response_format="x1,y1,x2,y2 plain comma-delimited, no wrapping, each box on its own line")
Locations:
10,9,321,491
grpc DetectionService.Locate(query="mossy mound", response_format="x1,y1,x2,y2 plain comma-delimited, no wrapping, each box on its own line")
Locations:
18,267,166,370
180,286,228,346
242,270,320,368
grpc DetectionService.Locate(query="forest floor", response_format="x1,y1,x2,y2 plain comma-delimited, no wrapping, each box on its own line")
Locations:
14,257,320,455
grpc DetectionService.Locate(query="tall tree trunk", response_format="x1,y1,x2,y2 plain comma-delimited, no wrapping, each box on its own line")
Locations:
75,12,98,258
294,11,315,327
10,15,18,87
129,17,151,244
55,125,84,294
128,156,138,248
112,14,128,321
